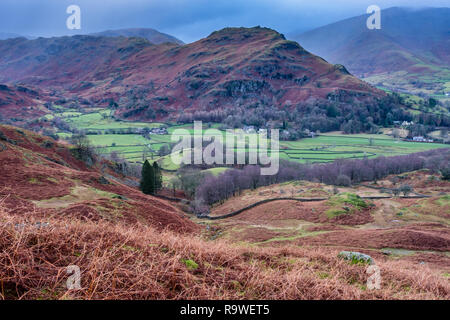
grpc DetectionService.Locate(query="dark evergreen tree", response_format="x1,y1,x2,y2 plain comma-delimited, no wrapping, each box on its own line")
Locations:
428,98,437,109
140,160,155,194
153,161,163,193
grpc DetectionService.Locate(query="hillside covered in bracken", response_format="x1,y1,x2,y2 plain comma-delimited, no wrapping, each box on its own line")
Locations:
0,125,196,232
2,207,449,300
0,84,45,121
1,127,449,300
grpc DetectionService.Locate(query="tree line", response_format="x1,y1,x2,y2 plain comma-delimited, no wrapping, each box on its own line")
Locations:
175,93,449,139
193,149,449,210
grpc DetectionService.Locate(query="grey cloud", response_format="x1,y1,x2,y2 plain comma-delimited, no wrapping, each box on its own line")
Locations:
0,0,448,42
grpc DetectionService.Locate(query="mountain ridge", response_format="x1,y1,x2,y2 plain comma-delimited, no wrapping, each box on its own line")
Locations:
90,27,184,45
0,26,384,124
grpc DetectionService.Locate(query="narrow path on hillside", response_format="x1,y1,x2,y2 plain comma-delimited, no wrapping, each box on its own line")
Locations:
202,194,430,220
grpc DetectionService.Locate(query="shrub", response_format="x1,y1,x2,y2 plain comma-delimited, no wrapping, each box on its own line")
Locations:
190,199,210,216
399,184,413,196
181,259,199,270
336,174,351,187
70,134,97,165
441,167,450,181
325,193,368,218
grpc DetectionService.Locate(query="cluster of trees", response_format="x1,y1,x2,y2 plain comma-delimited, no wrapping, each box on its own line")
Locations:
174,93,449,139
391,184,413,197
173,167,209,198
51,117,72,132
122,103,170,120
193,149,449,207
441,167,450,180
140,160,163,195
42,129,60,141
177,110,228,124
70,133,97,166
106,151,142,178
157,144,171,157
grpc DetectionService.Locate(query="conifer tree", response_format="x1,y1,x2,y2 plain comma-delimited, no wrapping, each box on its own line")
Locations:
140,160,155,194
153,161,163,193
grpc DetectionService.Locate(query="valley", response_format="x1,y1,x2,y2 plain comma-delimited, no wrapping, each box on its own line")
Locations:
32,104,449,172
0,125,448,299
0,3,449,302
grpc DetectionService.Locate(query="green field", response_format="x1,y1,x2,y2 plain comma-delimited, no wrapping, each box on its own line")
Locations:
49,109,164,133
366,65,450,103
50,108,449,171
86,129,448,170
278,134,447,163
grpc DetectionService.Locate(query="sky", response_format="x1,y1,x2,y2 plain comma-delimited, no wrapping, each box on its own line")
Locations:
0,0,448,42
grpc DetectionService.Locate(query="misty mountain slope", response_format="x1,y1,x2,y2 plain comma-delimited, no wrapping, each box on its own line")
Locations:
293,7,450,97
0,32,25,40
90,28,184,45
0,35,155,86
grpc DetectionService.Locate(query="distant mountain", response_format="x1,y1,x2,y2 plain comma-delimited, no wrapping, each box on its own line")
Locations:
293,7,450,97
0,32,25,40
0,27,384,125
90,28,184,45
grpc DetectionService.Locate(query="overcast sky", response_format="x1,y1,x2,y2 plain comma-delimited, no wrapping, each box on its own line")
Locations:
0,0,448,42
